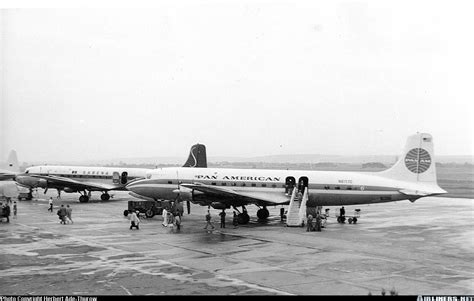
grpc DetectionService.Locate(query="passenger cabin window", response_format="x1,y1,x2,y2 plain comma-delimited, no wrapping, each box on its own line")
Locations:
168,181,173,184
261,184,266,187
221,182,227,186
272,184,277,188
251,183,256,187
335,186,340,190
231,183,237,186
211,182,216,185
241,183,246,187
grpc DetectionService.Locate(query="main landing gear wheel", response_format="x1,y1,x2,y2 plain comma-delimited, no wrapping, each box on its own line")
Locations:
237,213,250,224
101,193,110,201
145,209,155,218
257,208,270,220
79,195,90,203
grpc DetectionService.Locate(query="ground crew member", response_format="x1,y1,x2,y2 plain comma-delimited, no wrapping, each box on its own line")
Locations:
48,197,53,213
316,212,322,232
58,204,67,224
306,215,313,232
339,206,346,223
66,204,73,224
174,213,181,231
130,211,140,230
232,211,238,228
219,209,226,228
13,201,17,219
162,208,168,227
4,203,11,223
204,210,215,230
280,207,285,221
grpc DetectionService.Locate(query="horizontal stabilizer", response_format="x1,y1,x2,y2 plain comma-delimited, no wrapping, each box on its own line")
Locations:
399,189,430,197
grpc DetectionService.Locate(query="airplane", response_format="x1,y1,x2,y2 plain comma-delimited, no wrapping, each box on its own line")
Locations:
125,133,447,224
0,150,23,201
14,144,207,202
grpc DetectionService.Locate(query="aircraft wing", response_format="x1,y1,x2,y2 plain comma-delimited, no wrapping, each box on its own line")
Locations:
28,174,119,191
180,182,289,206
0,170,17,181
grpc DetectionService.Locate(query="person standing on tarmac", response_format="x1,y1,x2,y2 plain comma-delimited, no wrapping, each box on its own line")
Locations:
66,204,73,224
315,212,322,232
58,204,67,224
306,215,313,232
48,197,54,213
4,202,11,223
204,210,215,230
130,211,140,230
13,201,17,219
162,207,168,227
232,211,239,229
219,210,226,228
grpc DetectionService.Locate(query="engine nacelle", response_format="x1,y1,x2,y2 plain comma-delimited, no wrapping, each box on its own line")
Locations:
37,179,48,189
63,187,77,193
210,202,230,210
15,176,47,189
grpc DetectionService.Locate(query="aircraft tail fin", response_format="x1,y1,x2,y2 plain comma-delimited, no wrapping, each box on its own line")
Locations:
380,133,440,185
5,150,20,173
183,144,207,168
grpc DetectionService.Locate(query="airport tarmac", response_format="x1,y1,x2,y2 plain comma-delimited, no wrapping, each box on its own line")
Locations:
0,191,473,295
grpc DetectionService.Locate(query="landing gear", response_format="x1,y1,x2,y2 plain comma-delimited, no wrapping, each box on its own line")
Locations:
145,209,155,218
235,206,250,224
257,207,269,220
79,195,89,203
100,193,110,201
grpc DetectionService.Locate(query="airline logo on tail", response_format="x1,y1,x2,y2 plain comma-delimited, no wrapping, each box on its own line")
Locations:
183,144,207,168
405,148,431,174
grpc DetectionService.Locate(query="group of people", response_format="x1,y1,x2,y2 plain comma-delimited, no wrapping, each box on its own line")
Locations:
48,197,74,224
160,202,182,231
1,199,17,222
306,212,323,232
205,209,239,230
56,203,74,224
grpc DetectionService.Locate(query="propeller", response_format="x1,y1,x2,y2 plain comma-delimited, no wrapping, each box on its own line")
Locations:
174,170,191,215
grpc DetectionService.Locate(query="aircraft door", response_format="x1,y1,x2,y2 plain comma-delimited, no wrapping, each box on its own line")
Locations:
112,172,120,184
285,176,296,194
298,176,309,193
121,172,128,184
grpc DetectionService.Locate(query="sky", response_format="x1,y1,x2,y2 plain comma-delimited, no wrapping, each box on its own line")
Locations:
1,1,473,163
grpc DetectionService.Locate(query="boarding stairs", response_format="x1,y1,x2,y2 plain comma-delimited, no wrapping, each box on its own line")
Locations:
286,187,309,227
